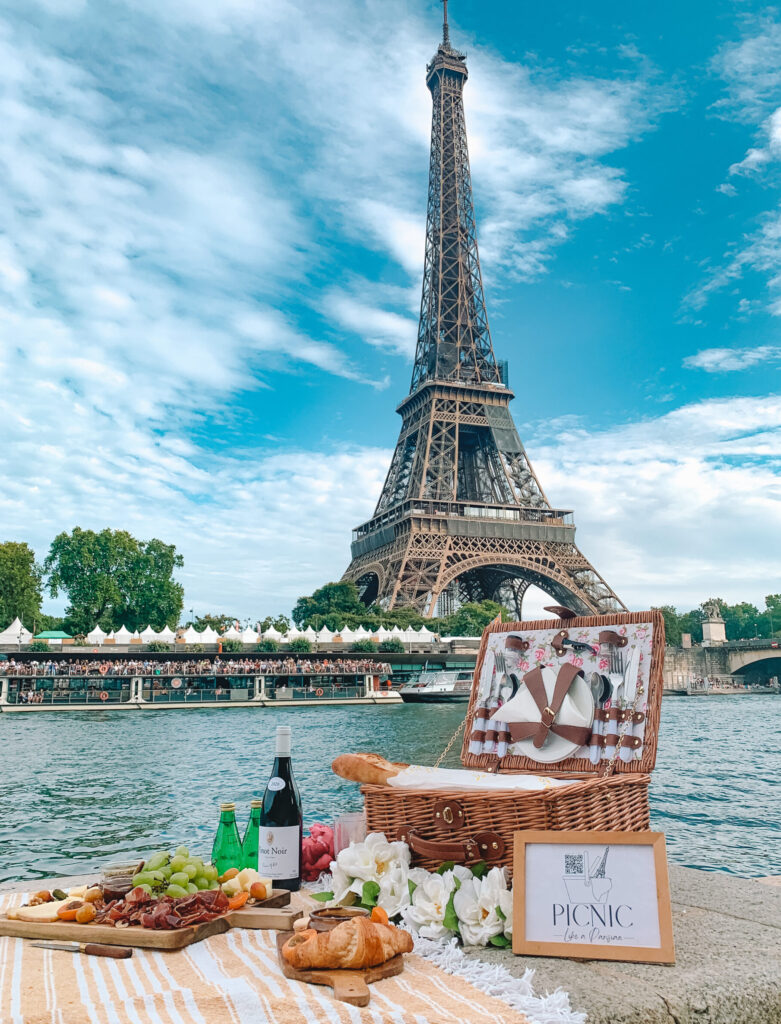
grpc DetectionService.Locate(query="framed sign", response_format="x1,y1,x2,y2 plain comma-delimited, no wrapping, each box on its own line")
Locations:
513,830,675,964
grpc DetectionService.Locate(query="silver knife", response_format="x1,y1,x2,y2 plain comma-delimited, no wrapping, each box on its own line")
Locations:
619,647,641,763
31,941,132,958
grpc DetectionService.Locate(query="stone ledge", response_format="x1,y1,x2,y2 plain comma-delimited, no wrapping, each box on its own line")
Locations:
463,865,781,1024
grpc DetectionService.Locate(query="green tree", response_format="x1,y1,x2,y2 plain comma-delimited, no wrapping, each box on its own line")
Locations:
352,638,377,652
441,600,506,637
258,614,291,634
28,639,49,652
187,613,238,633
653,605,682,647
0,541,43,629
221,638,244,652
292,582,365,627
379,638,405,653
288,637,313,653
44,528,184,633
257,639,280,652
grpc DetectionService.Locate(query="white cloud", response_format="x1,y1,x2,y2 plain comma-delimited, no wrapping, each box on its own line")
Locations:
683,345,781,372
696,16,781,315
528,395,781,610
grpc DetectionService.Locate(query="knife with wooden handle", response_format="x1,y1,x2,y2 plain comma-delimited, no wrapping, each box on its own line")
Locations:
31,941,132,958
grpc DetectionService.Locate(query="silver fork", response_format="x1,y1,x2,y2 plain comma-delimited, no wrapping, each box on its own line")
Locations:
604,646,625,760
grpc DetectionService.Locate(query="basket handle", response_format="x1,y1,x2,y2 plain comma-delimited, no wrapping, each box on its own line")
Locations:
401,829,505,864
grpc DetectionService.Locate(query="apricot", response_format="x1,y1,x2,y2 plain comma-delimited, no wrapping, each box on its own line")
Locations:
218,867,239,884
33,891,52,903
75,903,97,924
249,882,268,900
84,887,103,903
57,901,84,921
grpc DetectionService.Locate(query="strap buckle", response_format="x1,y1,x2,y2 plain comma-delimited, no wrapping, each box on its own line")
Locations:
540,705,556,728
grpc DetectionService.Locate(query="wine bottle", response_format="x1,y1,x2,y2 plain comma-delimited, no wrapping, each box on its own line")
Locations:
211,801,243,876
258,725,302,891
242,799,262,870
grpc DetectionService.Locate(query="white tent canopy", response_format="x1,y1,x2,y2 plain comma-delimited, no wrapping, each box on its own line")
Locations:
113,625,133,645
303,626,317,641
221,626,242,640
181,626,204,644
317,626,334,642
262,625,282,640
0,617,33,644
240,627,258,643
157,626,176,642
139,626,158,643
87,625,107,644
199,626,220,643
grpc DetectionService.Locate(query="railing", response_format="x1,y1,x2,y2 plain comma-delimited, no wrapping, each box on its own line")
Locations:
353,499,574,539
3,674,374,705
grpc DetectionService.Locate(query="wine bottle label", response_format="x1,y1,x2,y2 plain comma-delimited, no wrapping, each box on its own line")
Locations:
258,825,300,879
267,778,285,792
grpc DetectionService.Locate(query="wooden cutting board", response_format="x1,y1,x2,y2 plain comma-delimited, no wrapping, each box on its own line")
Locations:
0,890,301,951
275,931,404,1006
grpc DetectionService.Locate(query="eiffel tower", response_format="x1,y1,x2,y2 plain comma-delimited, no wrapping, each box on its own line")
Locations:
342,2,625,618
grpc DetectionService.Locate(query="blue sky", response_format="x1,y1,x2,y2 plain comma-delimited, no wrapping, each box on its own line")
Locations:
1,0,780,621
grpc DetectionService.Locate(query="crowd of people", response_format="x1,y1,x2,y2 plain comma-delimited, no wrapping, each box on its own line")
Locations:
0,656,392,679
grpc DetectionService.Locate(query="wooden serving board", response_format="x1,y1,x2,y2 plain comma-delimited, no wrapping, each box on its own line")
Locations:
0,890,301,951
275,931,404,1007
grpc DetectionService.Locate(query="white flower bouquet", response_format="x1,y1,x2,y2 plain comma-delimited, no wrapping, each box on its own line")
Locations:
313,832,513,948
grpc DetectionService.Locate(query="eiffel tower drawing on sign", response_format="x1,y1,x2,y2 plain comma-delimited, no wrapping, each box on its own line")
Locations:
343,2,625,618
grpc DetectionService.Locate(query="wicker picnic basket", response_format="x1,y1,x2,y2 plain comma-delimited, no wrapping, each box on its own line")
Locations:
362,610,664,871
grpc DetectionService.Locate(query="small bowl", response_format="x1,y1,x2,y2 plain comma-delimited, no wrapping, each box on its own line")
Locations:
309,906,369,932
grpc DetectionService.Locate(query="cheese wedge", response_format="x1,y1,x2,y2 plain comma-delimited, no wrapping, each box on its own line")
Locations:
16,899,70,922
68,885,88,898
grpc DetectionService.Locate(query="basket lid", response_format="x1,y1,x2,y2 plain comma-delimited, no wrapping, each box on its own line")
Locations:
460,610,664,776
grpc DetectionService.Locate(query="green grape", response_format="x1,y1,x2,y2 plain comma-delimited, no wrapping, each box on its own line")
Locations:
208,881,220,890
186,882,198,894
190,857,204,871
175,846,190,858
145,852,169,871
194,875,210,890
170,855,188,872
170,871,189,887
138,883,153,895
203,864,218,882
166,884,188,898
132,872,154,886
183,863,198,879
159,864,173,879
146,870,166,883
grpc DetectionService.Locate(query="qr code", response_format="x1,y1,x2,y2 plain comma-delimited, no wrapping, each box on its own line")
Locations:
565,854,584,875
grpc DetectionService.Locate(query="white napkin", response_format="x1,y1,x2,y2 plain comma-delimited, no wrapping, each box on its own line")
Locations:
387,765,574,791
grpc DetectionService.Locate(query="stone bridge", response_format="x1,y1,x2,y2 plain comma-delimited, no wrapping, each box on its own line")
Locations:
664,640,781,689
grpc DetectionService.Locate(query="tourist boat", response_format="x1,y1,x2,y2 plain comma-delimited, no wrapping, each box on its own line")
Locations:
398,668,474,703
0,668,401,712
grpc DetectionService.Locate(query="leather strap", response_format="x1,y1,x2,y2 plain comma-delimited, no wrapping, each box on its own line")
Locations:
598,630,628,648
402,829,506,864
593,709,644,724
503,664,592,749
550,629,569,655
543,605,578,620
590,733,642,750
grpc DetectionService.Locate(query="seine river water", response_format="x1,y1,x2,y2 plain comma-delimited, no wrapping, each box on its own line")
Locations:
1,695,778,883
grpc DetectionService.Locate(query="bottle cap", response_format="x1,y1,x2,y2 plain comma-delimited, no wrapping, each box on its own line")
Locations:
250,799,262,808
276,726,291,737
220,801,236,811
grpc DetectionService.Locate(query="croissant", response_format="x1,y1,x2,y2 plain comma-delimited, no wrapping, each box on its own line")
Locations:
282,916,413,970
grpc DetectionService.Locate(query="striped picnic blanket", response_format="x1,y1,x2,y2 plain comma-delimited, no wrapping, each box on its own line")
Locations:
0,893,530,1024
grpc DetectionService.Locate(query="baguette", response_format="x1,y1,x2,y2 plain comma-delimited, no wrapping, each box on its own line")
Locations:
331,753,408,787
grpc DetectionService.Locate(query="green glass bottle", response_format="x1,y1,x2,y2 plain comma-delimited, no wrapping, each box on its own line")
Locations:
211,801,243,876
242,799,262,870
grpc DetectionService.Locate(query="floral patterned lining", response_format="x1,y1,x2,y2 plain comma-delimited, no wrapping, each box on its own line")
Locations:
472,620,654,763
